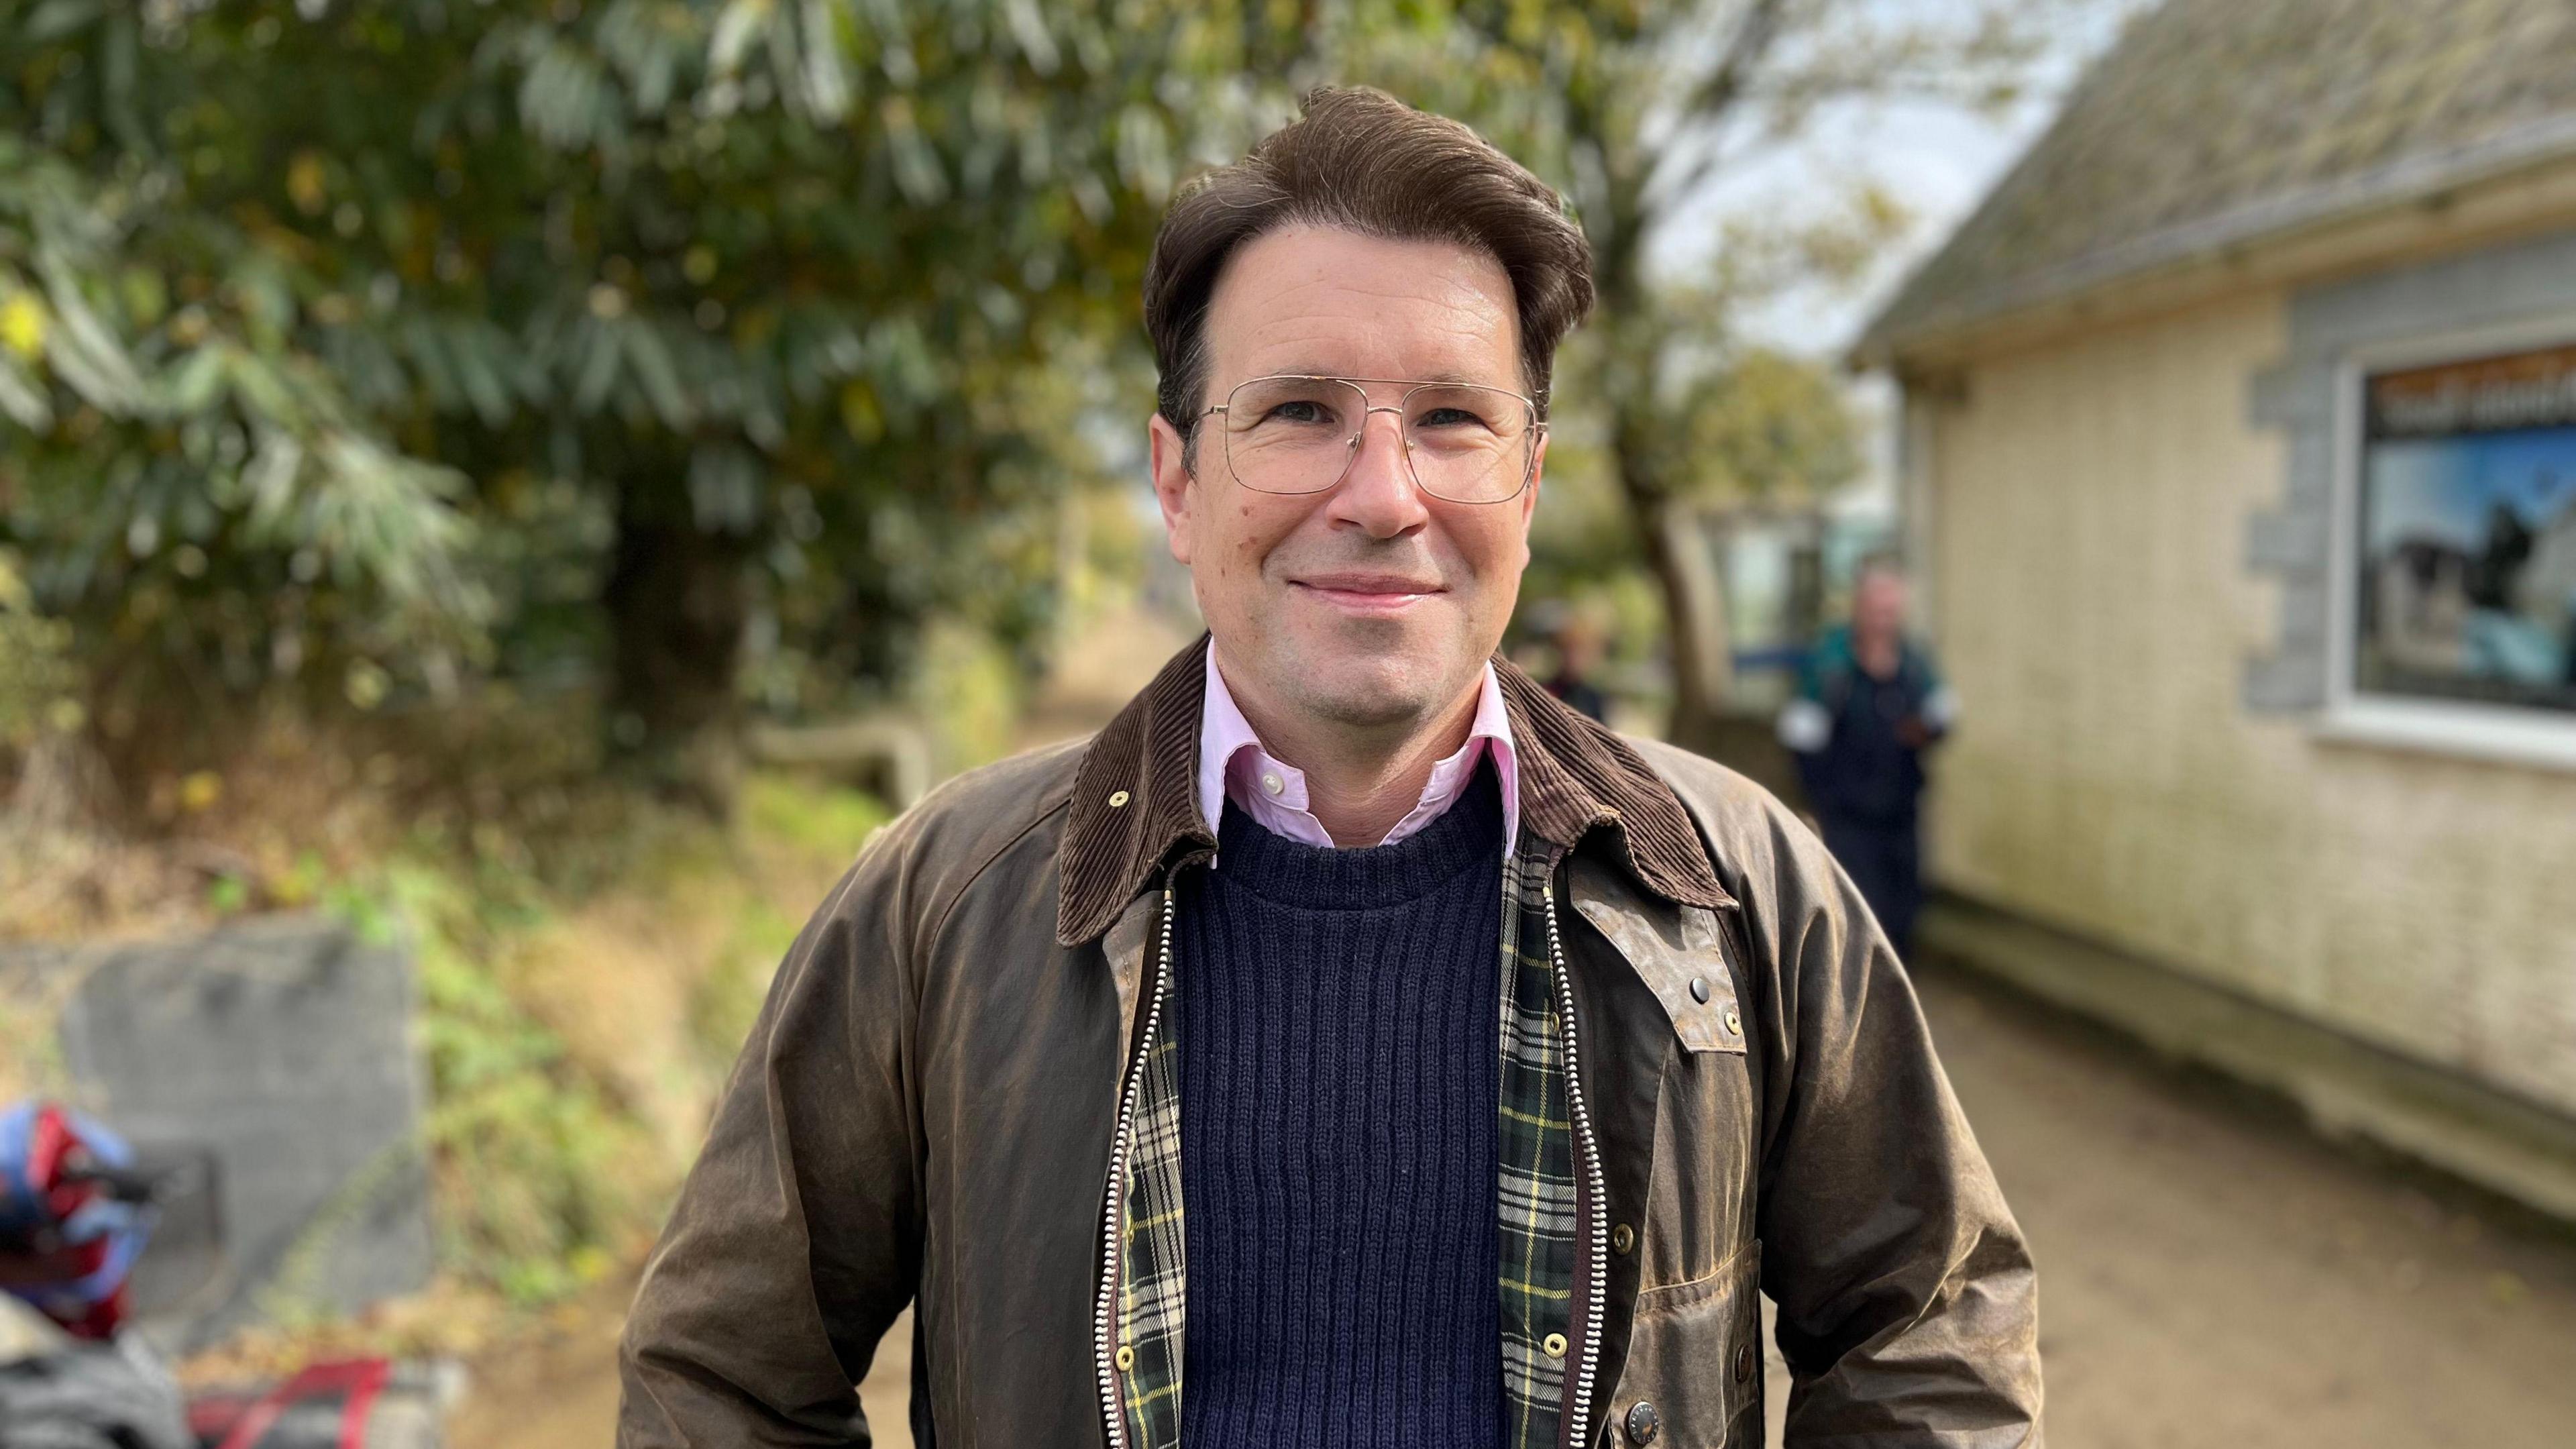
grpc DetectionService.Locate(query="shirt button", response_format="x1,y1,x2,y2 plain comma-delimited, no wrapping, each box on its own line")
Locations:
1541,1332,1568,1359
1611,1222,1635,1255
1260,771,1284,796
1623,1400,1662,1444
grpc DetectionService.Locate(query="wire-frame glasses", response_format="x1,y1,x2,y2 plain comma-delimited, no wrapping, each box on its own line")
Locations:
1197,374,1543,504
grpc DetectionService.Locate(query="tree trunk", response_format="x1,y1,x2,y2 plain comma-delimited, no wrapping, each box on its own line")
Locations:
1612,411,1734,757
1640,495,1734,756
603,488,751,817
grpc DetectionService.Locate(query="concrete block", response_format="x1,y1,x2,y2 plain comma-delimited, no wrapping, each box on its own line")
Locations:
50,915,432,1348
2246,507,2328,572
2243,653,2329,712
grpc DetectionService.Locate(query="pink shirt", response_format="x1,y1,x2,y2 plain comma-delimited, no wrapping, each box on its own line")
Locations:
1197,646,1519,857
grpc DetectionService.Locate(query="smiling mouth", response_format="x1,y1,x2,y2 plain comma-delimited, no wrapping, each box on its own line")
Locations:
1290,576,1442,612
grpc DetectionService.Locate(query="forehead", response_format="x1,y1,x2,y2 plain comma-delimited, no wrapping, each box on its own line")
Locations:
1201,225,1522,388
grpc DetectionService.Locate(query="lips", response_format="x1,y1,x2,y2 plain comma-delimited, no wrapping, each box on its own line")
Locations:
1289,572,1443,614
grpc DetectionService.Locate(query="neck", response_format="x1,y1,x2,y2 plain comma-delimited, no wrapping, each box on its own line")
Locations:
1856,627,1901,679
1214,648,1483,847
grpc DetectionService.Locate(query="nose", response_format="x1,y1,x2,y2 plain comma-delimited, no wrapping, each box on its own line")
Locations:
1324,405,1430,539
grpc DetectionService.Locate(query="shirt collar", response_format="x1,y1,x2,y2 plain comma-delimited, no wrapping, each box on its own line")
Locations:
1057,635,1731,947
1196,646,1518,857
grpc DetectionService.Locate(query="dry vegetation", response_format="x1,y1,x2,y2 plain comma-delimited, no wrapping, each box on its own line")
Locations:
0,691,889,1371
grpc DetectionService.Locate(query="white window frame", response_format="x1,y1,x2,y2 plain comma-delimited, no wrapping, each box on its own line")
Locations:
2317,312,2576,772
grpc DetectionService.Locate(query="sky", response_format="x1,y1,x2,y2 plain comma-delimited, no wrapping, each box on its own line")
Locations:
1655,0,2152,357
1636,0,2153,507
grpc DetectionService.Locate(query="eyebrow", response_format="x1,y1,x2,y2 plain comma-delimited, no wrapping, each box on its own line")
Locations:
1258,366,1497,388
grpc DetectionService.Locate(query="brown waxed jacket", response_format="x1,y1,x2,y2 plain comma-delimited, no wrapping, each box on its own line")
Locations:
616,637,2041,1448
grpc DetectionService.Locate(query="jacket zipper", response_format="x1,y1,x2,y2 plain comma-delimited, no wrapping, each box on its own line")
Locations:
1543,877,1609,1449
1094,881,1179,1449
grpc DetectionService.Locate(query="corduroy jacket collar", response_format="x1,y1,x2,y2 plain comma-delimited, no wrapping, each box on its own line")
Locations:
1055,635,1733,946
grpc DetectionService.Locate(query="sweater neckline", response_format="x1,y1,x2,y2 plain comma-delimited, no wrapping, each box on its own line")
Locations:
1210,760,1504,911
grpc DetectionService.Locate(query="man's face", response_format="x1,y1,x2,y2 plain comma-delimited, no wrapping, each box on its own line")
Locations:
1855,570,1910,643
1148,225,1542,733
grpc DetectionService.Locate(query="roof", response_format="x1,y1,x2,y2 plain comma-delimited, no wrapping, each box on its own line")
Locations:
1858,0,2576,362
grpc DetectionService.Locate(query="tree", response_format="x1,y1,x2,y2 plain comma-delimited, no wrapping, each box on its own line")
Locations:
1328,0,2074,750
2,0,1318,811
0,123,482,808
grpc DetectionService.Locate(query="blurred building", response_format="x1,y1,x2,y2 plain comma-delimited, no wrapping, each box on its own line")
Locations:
1855,0,2576,1201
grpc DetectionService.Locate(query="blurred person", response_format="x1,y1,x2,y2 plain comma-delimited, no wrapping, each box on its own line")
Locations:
619,88,2035,1449
1776,561,1957,957
1540,605,1610,721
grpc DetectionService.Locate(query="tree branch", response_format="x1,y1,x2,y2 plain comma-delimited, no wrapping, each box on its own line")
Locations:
1639,0,1791,224
1680,0,1794,123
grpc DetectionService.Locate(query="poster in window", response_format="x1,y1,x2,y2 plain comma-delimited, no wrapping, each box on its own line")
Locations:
2357,343,2576,714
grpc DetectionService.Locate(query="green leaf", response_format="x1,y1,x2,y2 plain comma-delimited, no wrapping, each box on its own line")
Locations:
573,319,625,415
0,354,54,430
20,0,104,46
623,320,696,431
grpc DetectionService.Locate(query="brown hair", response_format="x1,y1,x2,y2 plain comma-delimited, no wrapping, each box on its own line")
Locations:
1143,86,1595,451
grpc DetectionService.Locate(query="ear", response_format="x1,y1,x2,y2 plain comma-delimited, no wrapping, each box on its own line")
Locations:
1148,411,1197,566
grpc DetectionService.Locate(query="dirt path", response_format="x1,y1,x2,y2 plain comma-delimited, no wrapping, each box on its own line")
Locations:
451,957,2576,1449
1905,961,2576,1448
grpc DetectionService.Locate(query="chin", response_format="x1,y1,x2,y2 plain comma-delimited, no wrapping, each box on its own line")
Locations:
1293,656,1454,729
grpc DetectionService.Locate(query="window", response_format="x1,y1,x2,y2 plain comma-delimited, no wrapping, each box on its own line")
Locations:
2352,342,2576,716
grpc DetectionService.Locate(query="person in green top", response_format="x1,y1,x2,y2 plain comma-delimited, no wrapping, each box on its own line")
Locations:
1777,559,1956,957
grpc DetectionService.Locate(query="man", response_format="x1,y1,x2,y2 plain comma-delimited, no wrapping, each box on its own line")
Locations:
620,88,2037,1449
1540,606,1611,723
1778,561,1957,958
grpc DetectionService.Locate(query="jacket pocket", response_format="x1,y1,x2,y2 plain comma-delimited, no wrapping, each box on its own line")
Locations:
1607,1239,1762,1448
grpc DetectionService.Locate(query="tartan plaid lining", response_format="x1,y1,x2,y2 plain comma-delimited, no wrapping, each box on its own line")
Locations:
1110,843,1578,1449
1498,844,1578,1448
1114,899,1187,1449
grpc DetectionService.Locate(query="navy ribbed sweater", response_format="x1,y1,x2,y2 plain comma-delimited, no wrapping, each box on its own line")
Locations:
1174,764,1505,1448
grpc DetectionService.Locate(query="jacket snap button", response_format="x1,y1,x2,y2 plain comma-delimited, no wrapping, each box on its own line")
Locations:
1734,1340,1756,1383
1108,790,1130,808
1611,1222,1635,1255
1723,1008,1741,1035
1623,1399,1661,1444
1115,1344,1134,1371
1688,975,1710,1004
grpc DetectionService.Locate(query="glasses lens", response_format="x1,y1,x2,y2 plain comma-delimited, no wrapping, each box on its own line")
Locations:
1403,384,1532,503
1222,377,1365,494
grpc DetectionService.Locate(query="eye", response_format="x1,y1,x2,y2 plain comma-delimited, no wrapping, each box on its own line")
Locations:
1417,406,1489,429
1267,398,1333,425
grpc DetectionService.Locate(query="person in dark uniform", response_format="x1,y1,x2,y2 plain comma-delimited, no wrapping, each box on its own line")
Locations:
1541,609,1609,722
1777,561,1955,957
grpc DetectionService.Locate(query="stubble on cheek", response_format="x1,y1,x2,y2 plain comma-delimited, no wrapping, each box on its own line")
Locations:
1228,525,1273,607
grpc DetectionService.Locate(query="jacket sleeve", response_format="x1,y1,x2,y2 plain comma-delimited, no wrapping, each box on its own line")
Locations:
617,832,924,1447
1746,800,2041,1445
